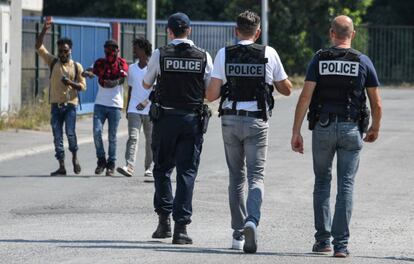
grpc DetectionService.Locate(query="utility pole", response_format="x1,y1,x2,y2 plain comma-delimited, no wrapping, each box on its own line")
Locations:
147,0,156,49
10,0,22,111
261,0,268,45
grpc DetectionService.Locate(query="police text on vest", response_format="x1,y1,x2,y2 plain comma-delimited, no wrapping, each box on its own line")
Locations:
319,61,359,77
226,63,265,77
164,58,203,73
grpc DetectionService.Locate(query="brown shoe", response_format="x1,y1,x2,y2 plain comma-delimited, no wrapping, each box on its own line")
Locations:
333,248,350,258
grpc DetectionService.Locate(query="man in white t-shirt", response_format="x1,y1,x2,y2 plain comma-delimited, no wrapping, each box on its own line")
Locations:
206,11,292,253
89,39,128,176
117,38,154,180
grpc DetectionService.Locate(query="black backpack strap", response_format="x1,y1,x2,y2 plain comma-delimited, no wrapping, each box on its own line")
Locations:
73,61,82,110
48,58,59,104
49,58,59,79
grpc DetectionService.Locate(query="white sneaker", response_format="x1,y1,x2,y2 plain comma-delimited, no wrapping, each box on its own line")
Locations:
144,169,154,182
243,221,257,253
231,237,245,250
116,166,133,177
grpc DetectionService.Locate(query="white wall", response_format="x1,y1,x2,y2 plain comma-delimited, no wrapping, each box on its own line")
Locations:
9,0,22,111
0,4,10,113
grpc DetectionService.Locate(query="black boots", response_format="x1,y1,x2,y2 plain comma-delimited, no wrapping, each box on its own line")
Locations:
172,223,193,245
95,158,115,176
151,215,192,244
50,160,66,176
72,151,81,174
51,154,80,176
95,158,106,175
152,214,172,238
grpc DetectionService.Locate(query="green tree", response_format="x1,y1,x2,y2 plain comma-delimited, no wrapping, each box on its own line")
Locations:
222,0,372,74
365,0,414,25
43,0,146,18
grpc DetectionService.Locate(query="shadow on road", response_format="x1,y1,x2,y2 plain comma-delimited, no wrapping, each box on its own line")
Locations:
0,239,412,262
0,175,122,178
0,239,161,244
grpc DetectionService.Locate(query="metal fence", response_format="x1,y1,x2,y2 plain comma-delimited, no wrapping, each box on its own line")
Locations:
76,18,236,62
354,25,414,83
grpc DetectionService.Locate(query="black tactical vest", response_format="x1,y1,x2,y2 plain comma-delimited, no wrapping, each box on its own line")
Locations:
224,44,268,102
157,43,207,110
310,47,365,119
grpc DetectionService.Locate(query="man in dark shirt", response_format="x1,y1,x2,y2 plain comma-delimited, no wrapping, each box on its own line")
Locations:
291,15,382,258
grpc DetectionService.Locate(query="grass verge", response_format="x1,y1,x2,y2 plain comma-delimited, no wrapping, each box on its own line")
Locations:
0,95,50,131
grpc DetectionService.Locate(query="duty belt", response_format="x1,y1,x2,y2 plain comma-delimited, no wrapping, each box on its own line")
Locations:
328,114,358,123
163,108,198,116
221,109,263,118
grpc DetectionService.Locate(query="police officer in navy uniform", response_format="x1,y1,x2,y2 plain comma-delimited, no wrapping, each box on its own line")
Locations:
142,12,213,245
291,15,382,257
207,10,292,253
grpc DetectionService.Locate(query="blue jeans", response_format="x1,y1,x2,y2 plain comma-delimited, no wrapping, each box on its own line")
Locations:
50,104,78,160
93,104,122,162
312,121,363,249
151,112,203,225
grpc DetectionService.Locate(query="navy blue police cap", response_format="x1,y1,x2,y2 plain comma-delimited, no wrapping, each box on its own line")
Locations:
168,12,191,31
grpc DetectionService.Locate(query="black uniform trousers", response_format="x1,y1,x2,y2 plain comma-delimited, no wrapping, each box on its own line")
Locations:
151,110,203,225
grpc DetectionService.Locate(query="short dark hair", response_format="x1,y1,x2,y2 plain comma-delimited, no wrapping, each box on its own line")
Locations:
236,10,261,37
169,26,189,38
133,37,152,57
57,38,73,49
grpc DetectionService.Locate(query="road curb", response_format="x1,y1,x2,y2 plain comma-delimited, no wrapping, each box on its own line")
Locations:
0,130,128,163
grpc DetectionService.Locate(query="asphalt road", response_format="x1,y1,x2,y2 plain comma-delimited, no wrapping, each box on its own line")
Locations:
0,89,413,264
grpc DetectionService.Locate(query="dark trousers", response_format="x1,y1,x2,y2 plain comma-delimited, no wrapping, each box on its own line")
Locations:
152,112,203,225
50,104,78,160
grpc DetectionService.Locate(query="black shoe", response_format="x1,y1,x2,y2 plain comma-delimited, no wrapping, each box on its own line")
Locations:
152,214,172,238
172,223,193,245
106,161,115,176
51,160,66,176
72,152,81,175
95,158,106,175
50,167,66,176
312,240,332,253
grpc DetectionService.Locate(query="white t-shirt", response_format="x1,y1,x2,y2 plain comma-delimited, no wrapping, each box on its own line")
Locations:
144,38,213,90
94,83,124,109
127,62,151,115
211,40,288,111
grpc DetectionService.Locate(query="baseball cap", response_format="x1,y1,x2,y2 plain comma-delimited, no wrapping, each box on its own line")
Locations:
104,39,119,48
167,12,191,32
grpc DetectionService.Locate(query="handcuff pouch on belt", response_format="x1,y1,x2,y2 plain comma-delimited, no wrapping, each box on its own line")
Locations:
318,112,330,127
